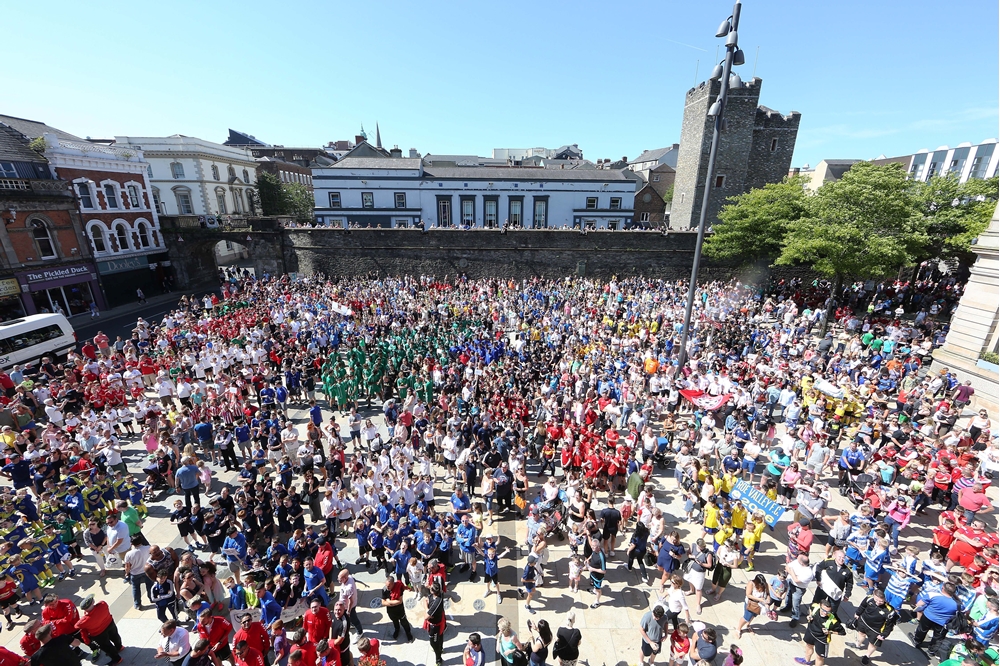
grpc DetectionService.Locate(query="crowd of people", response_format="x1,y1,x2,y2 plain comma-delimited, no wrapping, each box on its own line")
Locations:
0,268,994,666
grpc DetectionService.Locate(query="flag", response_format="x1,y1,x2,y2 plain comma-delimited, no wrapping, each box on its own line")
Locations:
679,389,732,411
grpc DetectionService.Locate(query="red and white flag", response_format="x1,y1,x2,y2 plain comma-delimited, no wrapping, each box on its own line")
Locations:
679,389,732,411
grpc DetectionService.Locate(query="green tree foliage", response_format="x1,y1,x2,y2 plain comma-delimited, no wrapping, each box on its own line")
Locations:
662,185,674,204
254,172,316,223
254,171,285,216
910,174,999,263
704,175,809,264
283,182,315,223
776,162,927,280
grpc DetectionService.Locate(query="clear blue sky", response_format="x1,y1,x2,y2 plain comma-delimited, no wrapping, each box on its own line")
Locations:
6,1,997,168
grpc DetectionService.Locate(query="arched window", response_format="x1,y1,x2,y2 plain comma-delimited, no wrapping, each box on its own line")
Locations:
88,223,107,254
173,186,194,215
215,188,227,215
227,165,236,180
242,169,250,183
211,165,220,181
137,221,151,248
30,220,57,259
115,223,131,251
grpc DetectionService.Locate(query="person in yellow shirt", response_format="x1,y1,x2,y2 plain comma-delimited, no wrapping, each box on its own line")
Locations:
702,498,721,540
730,501,748,536
743,512,768,571
720,471,738,498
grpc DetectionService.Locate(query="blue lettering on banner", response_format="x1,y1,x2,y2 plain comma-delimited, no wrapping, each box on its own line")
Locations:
730,480,786,527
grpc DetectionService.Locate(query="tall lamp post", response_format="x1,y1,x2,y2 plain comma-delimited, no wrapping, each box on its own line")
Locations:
676,0,746,371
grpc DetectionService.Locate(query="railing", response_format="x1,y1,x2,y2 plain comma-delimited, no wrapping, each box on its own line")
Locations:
0,179,29,190
54,139,143,161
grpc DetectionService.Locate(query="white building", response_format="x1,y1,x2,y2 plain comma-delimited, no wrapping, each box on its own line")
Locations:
111,135,258,219
312,158,636,230
875,140,1000,184
492,144,584,162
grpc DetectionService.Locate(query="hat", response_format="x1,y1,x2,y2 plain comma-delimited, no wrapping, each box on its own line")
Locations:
79,594,95,611
798,518,810,527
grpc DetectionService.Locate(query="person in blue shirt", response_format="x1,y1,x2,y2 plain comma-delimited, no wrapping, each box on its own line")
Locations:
391,538,412,582
308,401,323,427
476,537,510,599
233,423,252,460
302,557,329,605
838,440,866,495
222,526,248,585
1,454,32,490
974,598,999,646
455,515,478,579
912,583,959,653
7,554,41,603
275,385,288,409
256,586,284,626
450,488,471,520
259,384,276,407
368,527,386,570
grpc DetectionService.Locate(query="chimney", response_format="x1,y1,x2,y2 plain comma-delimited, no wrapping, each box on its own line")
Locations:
408,148,420,158
355,135,366,145
390,145,403,158
622,156,627,163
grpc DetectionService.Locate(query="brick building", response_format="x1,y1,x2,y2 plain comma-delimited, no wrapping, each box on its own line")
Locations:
0,122,104,320
672,78,800,229
0,115,170,308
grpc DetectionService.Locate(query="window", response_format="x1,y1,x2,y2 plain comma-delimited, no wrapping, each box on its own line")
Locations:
76,183,94,209
608,220,619,231
509,199,522,226
484,199,497,227
329,192,342,208
610,197,622,210
910,163,924,180
127,184,141,207
211,165,220,181
461,199,474,225
971,155,991,179
926,162,938,179
170,162,185,179
152,188,162,214
104,184,120,209
770,138,779,152
714,175,726,188
639,212,650,222
362,192,374,208
0,162,18,178
174,188,194,214
585,197,598,210
652,175,660,182
147,164,153,177
115,224,131,250
31,220,56,259
232,189,243,213
394,192,406,208
533,199,547,228
137,222,151,248
216,189,227,214
243,169,250,183
228,166,236,180
437,198,452,226
88,225,106,253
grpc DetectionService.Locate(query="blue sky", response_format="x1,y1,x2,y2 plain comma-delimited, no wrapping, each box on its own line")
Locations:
6,1,997,168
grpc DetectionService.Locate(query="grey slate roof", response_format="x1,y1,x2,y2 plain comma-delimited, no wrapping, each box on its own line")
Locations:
0,114,84,142
631,146,674,164
423,166,632,181
330,158,422,169
0,123,47,163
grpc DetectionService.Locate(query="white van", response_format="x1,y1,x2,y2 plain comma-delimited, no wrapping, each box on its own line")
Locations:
0,314,76,369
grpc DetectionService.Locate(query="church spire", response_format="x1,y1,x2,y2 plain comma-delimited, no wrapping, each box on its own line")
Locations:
375,122,382,150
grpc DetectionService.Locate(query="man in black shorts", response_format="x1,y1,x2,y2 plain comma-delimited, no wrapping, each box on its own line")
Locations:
587,537,606,609
796,599,845,666
848,589,899,665
600,500,622,556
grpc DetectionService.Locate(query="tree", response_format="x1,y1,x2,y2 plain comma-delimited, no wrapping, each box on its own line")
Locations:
662,185,674,204
704,175,809,264
255,172,285,217
776,162,927,331
283,182,315,223
911,174,999,265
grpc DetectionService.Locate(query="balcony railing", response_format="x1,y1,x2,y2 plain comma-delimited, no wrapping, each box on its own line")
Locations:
0,179,29,191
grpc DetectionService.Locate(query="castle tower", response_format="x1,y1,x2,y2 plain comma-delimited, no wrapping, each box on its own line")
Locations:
672,77,799,229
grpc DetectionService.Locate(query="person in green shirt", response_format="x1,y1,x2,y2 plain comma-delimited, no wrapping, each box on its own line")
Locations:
118,501,146,543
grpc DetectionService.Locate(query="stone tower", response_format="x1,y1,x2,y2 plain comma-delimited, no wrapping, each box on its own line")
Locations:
671,77,800,228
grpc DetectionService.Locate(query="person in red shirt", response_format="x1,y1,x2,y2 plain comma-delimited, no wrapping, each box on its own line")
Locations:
40,595,79,639
195,610,234,665
948,519,995,569
20,619,40,657
76,596,121,665
233,641,267,666
302,598,331,645
232,614,270,659
356,636,380,661
288,630,317,666
313,537,341,585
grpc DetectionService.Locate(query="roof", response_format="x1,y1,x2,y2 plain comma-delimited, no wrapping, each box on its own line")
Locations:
0,123,47,163
0,114,84,142
331,157,422,169
422,166,633,181
224,129,268,147
631,146,676,164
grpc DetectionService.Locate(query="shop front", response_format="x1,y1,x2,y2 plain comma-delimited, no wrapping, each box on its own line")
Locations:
0,277,26,322
97,254,154,308
16,264,105,317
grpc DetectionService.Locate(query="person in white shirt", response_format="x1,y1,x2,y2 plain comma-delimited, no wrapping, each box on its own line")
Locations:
156,620,191,665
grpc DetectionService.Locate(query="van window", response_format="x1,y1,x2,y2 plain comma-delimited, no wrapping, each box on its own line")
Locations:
0,325,65,354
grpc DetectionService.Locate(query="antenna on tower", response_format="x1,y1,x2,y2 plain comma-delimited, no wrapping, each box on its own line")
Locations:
752,46,760,77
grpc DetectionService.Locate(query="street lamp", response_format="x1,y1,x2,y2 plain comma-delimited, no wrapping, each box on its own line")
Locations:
676,0,743,371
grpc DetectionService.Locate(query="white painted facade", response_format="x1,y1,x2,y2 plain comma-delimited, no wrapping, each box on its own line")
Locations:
312,158,637,230
903,140,1000,183
112,135,258,220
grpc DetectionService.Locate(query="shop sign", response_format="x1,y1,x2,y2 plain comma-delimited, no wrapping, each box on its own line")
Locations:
0,279,19,298
97,255,149,275
21,265,91,284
